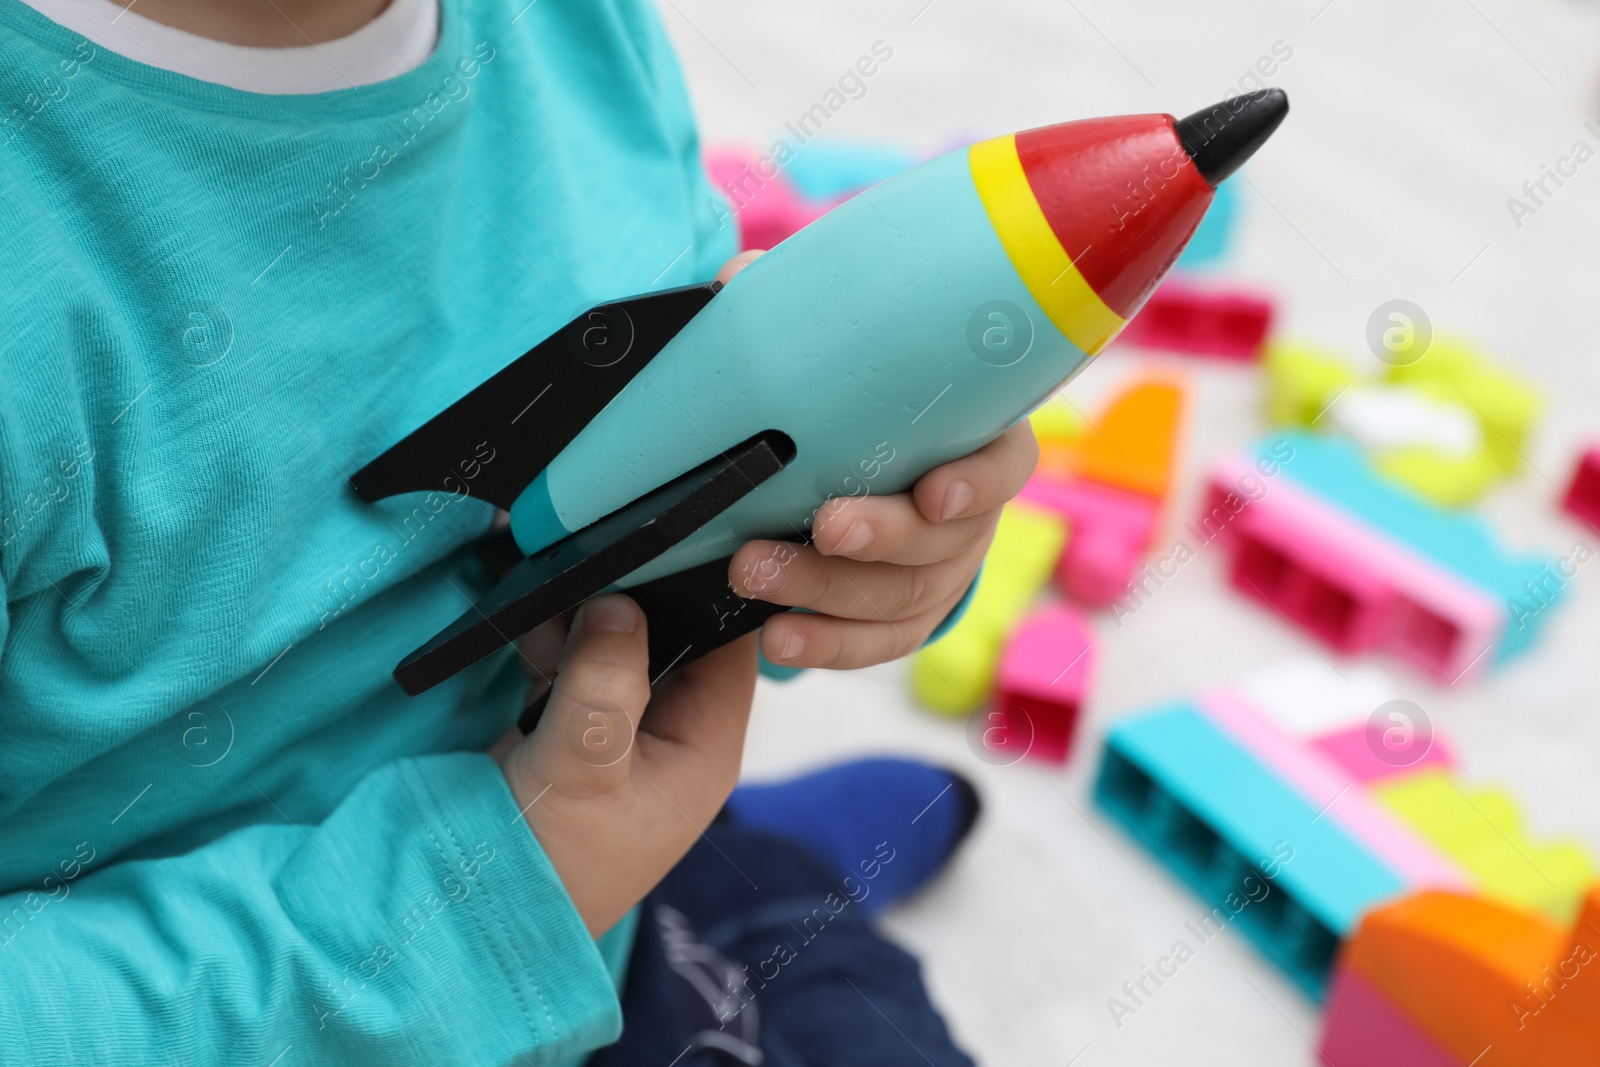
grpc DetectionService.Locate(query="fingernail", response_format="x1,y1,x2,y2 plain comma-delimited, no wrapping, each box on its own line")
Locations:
779,632,807,662
940,480,974,521
833,519,873,556
581,596,639,633
741,557,787,595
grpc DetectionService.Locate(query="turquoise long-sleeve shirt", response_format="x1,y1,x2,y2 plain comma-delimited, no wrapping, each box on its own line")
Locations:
0,0,733,1061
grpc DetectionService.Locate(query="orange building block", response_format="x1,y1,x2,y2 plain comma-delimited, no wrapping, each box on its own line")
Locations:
1339,886,1600,1065
1042,376,1185,500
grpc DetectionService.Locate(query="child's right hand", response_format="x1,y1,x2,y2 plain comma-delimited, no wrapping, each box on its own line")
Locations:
495,595,758,936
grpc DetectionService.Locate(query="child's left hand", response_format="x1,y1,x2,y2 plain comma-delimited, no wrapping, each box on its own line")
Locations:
716,251,1040,671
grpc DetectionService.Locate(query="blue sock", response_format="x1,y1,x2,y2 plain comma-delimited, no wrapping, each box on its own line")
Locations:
723,757,980,916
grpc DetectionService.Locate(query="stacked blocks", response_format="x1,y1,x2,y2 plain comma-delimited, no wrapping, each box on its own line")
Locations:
1113,279,1274,361
1561,444,1600,530
1206,432,1562,682
991,604,1095,763
1373,772,1593,922
1264,337,1541,507
1095,660,1593,998
913,502,1067,715
1024,375,1186,606
1321,888,1600,1066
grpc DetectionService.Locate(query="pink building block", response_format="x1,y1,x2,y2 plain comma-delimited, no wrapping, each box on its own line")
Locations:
1019,474,1157,606
992,604,1096,763
705,153,838,252
1205,456,1502,683
1320,965,1464,1067
1311,723,1457,784
1113,280,1274,361
1198,690,1470,893
1561,445,1600,530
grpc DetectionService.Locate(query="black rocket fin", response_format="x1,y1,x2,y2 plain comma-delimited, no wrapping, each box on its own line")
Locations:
516,554,793,734
393,429,797,695
351,281,721,510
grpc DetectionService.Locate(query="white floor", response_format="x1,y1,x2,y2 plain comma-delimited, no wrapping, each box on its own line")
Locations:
663,2,1600,1062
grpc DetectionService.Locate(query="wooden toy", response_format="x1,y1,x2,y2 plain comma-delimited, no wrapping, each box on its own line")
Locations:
1024,375,1186,605
1321,887,1600,1066
1112,279,1274,360
990,603,1095,762
1174,176,1238,267
914,502,1067,715
1561,444,1600,530
1206,433,1561,682
352,92,1290,700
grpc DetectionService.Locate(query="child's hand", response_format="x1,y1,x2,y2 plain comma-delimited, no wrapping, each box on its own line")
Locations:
718,252,1039,670
497,595,757,937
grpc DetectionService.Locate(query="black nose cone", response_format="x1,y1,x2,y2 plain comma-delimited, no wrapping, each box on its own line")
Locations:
1177,88,1289,186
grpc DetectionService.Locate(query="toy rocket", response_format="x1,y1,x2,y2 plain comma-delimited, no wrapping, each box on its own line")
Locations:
354,90,1289,700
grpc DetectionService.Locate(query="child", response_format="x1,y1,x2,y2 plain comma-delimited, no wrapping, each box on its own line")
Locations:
0,0,1036,1061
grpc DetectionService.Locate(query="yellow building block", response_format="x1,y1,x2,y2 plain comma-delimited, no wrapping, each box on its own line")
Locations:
913,501,1067,715
1028,394,1085,448
1387,337,1542,477
1265,340,1356,428
1375,771,1594,922
1372,446,1499,509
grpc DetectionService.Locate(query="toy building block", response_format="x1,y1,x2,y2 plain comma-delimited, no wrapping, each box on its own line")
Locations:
1232,657,1458,784
1022,473,1155,606
1206,432,1562,682
1265,340,1356,427
705,152,836,252
990,604,1095,763
780,142,918,201
1373,771,1594,922
1387,336,1541,479
1027,394,1085,476
1095,699,1410,998
1024,375,1186,605
1265,338,1535,507
913,502,1067,715
1112,279,1274,360
1174,177,1238,267
1561,444,1600,530
1320,887,1600,1066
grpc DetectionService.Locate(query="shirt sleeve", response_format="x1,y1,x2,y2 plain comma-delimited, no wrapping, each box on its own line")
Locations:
0,749,622,1066
615,0,739,281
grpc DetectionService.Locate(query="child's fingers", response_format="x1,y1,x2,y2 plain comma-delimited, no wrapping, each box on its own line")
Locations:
811,491,995,565
635,634,759,797
525,595,652,789
910,421,1039,524
714,249,765,284
757,600,955,670
729,539,984,623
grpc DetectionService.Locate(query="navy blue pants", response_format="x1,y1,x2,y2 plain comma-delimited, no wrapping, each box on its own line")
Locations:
587,823,976,1067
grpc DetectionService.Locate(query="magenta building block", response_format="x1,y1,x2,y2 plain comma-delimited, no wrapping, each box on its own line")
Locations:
993,603,1096,763
1113,279,1275,361
1019,474,1157,606
1562,445,1600,531
1311,723,1457,785
706,152,838,252
1320,965,1465,1067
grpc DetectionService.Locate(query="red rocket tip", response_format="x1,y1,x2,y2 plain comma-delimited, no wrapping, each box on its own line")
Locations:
1177,88,1289,186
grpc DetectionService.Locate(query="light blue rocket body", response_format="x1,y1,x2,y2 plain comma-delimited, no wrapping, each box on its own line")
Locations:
509,149,1091,585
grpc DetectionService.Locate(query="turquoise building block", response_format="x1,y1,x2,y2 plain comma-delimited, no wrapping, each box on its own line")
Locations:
1175,178,1237,267
1094,701,1406,999
783,142,919,201
1260,432,1562,660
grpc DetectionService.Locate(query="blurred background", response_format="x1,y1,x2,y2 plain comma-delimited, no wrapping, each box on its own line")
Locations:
659,2,1600,1063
